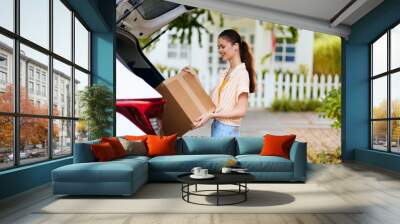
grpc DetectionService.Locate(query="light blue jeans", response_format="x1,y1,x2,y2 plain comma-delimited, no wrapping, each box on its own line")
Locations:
211,119,240,137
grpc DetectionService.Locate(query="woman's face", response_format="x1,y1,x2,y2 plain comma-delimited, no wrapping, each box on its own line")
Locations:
217,37,239,61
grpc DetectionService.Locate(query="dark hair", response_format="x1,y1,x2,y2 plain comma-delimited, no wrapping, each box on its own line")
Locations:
218,29,256,93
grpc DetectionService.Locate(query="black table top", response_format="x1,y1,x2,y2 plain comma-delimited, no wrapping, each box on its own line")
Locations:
177,172,255,185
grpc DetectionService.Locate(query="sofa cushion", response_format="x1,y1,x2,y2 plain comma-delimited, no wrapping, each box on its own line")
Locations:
236,155,293,172
178,136,236,155
115,155,150,163
235,137,263,155
52,159,147,183
148,154,235,172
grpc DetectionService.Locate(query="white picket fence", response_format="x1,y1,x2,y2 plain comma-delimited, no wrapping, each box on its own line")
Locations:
162,70,341,109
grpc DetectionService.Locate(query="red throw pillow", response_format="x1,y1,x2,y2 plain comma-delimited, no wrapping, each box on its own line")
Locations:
101,137,127,158
146,134,178,157
260,134,296,159
91,142,117,161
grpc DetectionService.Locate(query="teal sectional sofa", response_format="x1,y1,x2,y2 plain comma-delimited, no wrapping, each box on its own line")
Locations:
52,136,307,196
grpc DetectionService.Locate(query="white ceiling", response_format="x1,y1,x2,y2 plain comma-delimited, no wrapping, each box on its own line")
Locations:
167,0,384,38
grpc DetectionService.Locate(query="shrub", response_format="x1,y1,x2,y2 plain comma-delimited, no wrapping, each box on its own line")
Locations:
317,88,341,129
79,84,114,140
308,147,341,164
270,98,322,112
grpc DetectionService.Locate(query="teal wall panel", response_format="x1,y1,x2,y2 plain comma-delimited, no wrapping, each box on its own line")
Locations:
343,0,400,171
355,148,400,172
0,158,72,199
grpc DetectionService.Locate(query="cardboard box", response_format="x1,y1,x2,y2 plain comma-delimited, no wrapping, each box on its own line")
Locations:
156,71,216,136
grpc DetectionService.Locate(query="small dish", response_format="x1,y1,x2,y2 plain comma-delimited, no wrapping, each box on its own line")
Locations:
190,174,215,179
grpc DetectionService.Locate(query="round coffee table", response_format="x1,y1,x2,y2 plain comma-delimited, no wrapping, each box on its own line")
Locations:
177,173,255,206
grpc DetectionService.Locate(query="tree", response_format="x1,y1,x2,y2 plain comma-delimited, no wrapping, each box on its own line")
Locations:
313,33,341,75
0,84,59,150
140,9,223,50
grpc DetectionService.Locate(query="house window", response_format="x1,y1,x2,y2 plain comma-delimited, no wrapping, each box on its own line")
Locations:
370,23,400,154
36,83,40,95
42,85,46,97
35,70,41,81
28,81,34,93
28,67,34,80
0,0,91,170
41,73,46,82
250,34,255,45
0,71,6,85
0,55,7,67
167,34,189,59
275,38,296,63
0,54,7,86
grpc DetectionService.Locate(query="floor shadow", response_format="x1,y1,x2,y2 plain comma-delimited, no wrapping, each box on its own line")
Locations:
202,190,295,207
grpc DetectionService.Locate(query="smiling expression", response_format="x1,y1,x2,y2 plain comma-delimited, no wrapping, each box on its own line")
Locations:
217,37,239,61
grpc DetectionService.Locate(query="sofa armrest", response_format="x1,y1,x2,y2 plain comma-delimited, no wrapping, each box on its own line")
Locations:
73,141,99,163
289,141,307,181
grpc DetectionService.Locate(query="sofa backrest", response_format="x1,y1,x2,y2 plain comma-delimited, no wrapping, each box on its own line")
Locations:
177,136,236,155
235,136,263,155
73,139,100,163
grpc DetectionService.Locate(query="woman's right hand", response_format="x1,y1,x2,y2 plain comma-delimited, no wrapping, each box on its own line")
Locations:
181,66,197,76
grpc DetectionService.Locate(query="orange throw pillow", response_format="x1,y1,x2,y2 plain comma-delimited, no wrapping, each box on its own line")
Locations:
146,134,178,157
260,134,296,159
101,137,127,158
124,135,148,141
91,142,117,161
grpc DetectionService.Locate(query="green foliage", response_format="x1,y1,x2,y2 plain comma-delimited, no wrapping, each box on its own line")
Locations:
317,88,341,129
308,147,341,164
313,33,341,75
263,22,298,43
270,98,322,112
79,84,114,140
260,53,272,65
298,64,310,76
155,64,198,76
138,35,158,52
167,9,224,47
140,9,223,50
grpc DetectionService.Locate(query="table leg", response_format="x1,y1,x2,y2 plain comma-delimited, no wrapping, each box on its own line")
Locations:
195,184,197,192
217,184,219,206
181,184,183,199
245,183,247,201
187,184,190,202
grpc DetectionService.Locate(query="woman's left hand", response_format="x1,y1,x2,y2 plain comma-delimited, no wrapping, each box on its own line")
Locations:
193,112,213,129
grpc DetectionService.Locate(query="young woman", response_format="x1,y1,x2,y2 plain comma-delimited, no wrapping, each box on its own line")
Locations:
182,29,256,137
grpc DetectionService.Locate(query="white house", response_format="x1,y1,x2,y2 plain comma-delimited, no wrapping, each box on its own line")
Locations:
146,13,314,96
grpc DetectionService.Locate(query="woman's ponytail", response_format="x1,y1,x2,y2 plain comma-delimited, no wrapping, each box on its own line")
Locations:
239,40,256,93
219,29,256,93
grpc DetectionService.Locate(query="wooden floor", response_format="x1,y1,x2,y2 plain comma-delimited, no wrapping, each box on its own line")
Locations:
1,162,400,224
